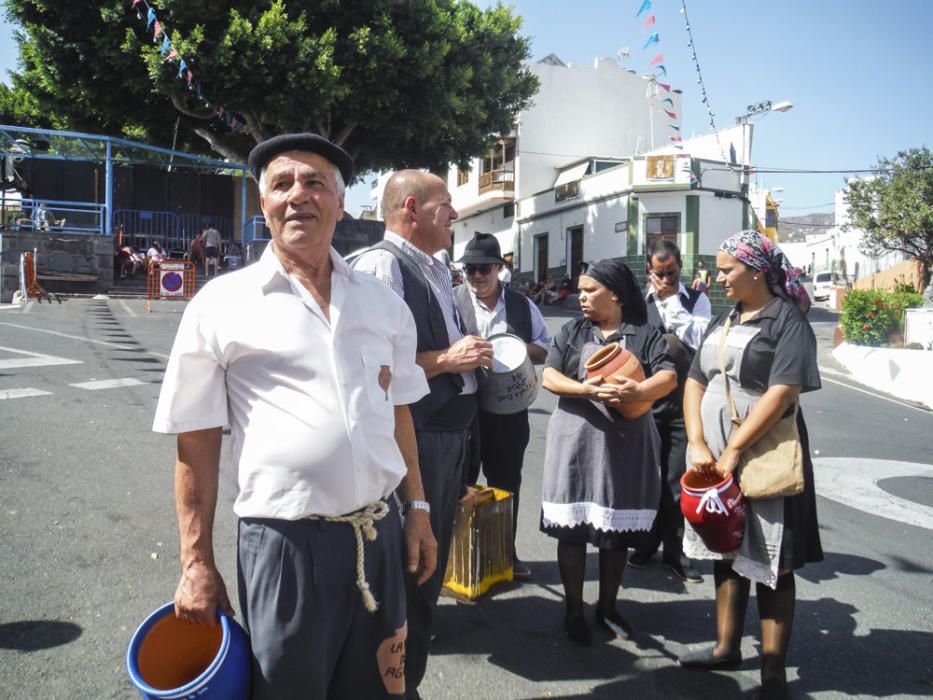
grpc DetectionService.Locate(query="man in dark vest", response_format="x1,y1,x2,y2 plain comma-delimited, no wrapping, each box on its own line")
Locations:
352,170,493,700
630,238,711,583
453,232,551,580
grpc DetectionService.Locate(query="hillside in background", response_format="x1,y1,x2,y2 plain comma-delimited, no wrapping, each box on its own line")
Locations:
777,212,835,242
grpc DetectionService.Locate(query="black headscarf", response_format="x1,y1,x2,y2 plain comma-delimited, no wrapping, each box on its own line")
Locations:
583,259,647,325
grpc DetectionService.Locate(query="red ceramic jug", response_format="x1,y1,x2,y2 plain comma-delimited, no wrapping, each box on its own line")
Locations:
680,471,746,553
584,342,653,419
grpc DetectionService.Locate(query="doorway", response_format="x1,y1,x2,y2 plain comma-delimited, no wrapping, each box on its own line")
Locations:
567,225,584,289
534,234,548,282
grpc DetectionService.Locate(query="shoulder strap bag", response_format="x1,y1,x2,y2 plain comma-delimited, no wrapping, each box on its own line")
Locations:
716,312,805,499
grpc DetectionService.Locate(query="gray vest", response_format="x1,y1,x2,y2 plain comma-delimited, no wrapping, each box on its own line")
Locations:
453,284,533,343
370,241,476,431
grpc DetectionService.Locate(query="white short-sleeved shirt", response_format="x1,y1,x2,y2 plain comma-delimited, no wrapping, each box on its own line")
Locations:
153,244,429,519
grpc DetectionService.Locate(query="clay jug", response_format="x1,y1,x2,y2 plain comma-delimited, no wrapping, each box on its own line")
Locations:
584,342,653,419
680,471,746,553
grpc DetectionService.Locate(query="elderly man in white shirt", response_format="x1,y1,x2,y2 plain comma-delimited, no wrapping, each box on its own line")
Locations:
352,170,493,700
453,232,550,581
630,238,711,584
154,134,435,700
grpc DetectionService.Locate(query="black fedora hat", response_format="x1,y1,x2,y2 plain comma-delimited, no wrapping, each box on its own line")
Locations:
457,232,506,265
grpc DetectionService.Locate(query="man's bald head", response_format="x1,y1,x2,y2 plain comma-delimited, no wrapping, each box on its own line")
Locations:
381,170,444,224
381,169,458,254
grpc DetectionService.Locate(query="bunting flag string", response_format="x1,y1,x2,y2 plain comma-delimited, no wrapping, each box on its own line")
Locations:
679,0,737,173
128,0,246,136
635,4,682,155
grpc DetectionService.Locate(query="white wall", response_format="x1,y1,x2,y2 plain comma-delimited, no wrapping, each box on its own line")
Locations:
518,58,681,197
697,196,744,254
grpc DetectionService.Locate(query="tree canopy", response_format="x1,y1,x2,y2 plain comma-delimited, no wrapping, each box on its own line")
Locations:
846,148,933,290
3,0,539,179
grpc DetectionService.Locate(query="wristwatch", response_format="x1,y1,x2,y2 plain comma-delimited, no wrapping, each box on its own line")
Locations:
402,500,431,515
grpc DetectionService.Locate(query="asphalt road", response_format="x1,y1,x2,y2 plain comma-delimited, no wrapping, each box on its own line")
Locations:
0,295,930,699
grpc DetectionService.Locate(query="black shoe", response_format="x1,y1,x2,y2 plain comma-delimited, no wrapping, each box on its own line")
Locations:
564,612,592,646
678,645,742,670
759,678,789,700
627,550,653,568
512,558,532,580
594,609,633,641
664,557,703,584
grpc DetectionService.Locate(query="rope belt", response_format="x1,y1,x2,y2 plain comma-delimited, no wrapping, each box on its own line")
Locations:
304,500,390,613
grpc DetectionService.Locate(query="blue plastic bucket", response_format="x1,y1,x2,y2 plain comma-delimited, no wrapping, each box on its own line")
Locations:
126,602,251,699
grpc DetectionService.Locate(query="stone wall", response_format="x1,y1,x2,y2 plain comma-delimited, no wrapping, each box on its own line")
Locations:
0,231,114,302
853,259,924,292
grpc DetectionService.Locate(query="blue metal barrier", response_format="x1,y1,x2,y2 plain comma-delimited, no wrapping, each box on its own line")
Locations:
242,215,270,247
8,198,105,235
115,209,233,255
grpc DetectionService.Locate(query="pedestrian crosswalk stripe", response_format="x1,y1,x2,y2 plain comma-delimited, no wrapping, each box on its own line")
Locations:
69,378,150,390
0,345,83,370
0,388,53,400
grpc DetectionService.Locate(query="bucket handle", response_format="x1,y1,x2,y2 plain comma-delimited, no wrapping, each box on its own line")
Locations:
696,486,729,516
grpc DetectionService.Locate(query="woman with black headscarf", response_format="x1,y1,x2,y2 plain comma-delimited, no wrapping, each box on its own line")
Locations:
540,259,677,645
678,230,822,700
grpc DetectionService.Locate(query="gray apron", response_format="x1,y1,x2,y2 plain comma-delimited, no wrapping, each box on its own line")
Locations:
540,339,661,535
682,320,785,588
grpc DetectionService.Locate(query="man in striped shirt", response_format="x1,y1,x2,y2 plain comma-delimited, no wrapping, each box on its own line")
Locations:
352,170,493,699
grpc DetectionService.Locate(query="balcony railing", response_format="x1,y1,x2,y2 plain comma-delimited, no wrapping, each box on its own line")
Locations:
478,169,515,195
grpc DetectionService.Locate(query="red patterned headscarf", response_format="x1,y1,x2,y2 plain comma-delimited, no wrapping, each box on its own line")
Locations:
720,230,811,313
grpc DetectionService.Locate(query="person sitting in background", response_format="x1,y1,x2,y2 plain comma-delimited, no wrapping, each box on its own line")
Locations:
146,241,166,269
32,202,63,231
188,235,204,269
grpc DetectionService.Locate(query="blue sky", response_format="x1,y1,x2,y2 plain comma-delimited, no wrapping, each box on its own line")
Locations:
2,1,931,219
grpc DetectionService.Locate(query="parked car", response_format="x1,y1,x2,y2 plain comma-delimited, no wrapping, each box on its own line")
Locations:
812,271,835,301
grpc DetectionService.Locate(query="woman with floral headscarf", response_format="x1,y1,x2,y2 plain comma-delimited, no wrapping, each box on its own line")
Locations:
678,231,822,700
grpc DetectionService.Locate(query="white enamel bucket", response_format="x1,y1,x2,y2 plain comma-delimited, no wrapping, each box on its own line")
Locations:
478,333,538,415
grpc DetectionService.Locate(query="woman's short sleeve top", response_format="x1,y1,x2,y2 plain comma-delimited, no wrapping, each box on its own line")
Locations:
688,298,821,394
546,317,675,378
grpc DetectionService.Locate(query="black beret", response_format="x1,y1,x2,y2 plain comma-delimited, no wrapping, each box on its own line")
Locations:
247,133,354,184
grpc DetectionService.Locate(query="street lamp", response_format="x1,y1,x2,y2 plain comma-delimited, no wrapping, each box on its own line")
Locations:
735,99,793,124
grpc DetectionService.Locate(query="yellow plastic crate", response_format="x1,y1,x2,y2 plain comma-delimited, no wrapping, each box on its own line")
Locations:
442,486,514,600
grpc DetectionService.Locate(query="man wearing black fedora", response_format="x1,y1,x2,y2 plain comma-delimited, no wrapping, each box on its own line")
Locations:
454,232,551,579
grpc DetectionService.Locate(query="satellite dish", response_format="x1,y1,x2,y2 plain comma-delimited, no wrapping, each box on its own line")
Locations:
618,47,630,61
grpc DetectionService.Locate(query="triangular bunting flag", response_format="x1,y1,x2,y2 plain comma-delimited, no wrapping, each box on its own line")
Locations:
636,0,651,18
177,59,187,78
153,21,163,41
664,109,677,119
669,124,681,131
186,70,194,88
671,136,683,142
146,8,156,30
657,82,671,92
160,36,170,55
642,33,659,50
648,52,664,67
644,15,656,28
654,65,667,77
662,97,674,107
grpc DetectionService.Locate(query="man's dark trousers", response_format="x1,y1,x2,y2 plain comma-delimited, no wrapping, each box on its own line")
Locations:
639,403,689,561
465,407,530,549
404,429,468,699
